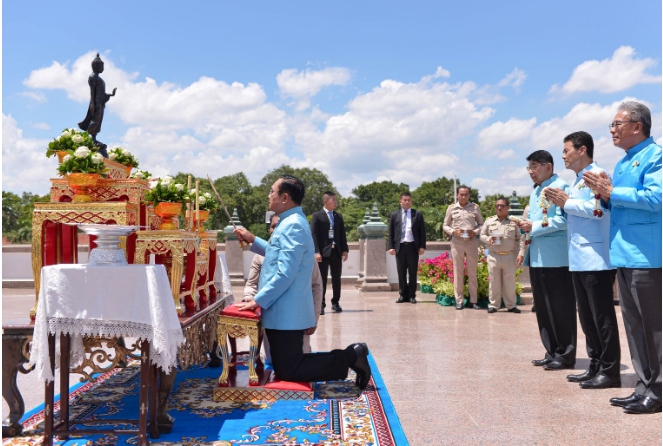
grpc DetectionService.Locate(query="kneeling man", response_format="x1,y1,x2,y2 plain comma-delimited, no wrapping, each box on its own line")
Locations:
235,175,371,390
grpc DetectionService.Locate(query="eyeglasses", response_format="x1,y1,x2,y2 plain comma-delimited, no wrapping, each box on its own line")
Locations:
525,163,549,172
495,204,508,208
609,120,637,129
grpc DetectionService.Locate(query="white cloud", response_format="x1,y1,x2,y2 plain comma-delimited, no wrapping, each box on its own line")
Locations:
294,71,494,182
421,66,451,83
497,68,527,89
471,167,533,198
33,122,50,130
2,114,54,193
276,67,351,110
20,91,47,102
477,117,537,150
550,46,661,95
472,67,528,105
24,51,138,103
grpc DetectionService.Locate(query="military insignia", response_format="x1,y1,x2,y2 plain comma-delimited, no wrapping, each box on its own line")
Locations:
577,181,586,189
632,161,640,167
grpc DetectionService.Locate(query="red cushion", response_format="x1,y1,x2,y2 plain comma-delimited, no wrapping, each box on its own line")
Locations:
220,303,261,320
264,379,313,391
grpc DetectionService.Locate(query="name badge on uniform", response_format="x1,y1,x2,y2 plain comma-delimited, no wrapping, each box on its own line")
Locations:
328,229,335,239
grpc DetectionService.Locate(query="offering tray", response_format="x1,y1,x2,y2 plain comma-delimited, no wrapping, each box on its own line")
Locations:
79,224,139,265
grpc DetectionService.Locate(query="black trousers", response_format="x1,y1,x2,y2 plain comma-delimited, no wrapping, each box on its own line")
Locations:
617,268,662,401
530,267,577,365
265,328,356,382
396,242,419,299
318,249,342,308
572,270,620,378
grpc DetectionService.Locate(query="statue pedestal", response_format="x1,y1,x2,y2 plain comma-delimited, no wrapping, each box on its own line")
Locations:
224,240,246,286
223,209,246,286
361,237,391,292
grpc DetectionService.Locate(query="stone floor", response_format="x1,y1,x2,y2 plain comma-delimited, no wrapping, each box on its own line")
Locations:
3,286,661,445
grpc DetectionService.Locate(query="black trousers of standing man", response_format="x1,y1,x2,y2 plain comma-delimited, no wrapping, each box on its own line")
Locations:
617,268,662,401
572,270,621,378
396,242,419,300
530,267,577,365
318,249,342,309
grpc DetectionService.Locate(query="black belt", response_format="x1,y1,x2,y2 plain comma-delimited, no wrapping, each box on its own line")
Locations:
400,241,414,244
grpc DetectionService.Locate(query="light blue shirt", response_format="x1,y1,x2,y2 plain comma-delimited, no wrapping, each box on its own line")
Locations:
250,206,316,330
524,173,570,268
564,162,612,271
607,137,662,268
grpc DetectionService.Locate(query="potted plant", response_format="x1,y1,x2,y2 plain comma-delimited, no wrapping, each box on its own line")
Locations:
187,189,219,229
57,146,107,202
108,146,140,177
145,176,188,230
46,128,96,163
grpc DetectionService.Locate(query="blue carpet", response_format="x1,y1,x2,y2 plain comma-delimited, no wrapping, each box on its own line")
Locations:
7,353,408,446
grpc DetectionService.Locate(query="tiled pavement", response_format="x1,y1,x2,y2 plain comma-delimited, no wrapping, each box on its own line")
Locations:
3,286,661,445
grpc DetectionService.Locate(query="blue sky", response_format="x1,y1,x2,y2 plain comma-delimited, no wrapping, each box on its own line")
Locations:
3,0,661,198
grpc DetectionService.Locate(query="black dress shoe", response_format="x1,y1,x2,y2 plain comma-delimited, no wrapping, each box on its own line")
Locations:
567,369,598,383
455,303,464,310
410,297,417,304
350,343,372,390
610,392,642,408
320,308,325,315
507,307,521,313
487,307,497,313
579,374,621,389
469,303,481,310
531,305,536,312
543,361,571,370
396,296,409,303
532,358,551,366
623,397,662,414
332,303,343,312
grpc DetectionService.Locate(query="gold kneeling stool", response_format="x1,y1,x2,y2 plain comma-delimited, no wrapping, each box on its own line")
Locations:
216,304,264,388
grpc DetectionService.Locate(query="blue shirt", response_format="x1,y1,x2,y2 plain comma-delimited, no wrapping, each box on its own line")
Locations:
250,206,316,330
607,137,662,268
564,162,612,271
525,173,570,268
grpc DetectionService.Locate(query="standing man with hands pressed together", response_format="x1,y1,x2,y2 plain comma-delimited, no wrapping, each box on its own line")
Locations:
518,151,577,371
545,131,621,390
388,192,427,304
583,101,662,414
310,191,349,315
443,186,484,310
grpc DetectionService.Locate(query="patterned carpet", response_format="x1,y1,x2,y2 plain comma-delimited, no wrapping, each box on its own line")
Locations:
4,354,408,446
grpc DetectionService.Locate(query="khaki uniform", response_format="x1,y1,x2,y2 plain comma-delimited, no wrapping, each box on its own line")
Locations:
443,202,484,304
480,216,526,310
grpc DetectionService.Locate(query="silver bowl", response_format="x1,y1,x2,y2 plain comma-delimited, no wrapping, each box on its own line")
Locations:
78,224,139,265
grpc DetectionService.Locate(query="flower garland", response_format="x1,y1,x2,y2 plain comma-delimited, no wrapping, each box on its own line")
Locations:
591,188,603,217
539,187,552,227
507,216,530,245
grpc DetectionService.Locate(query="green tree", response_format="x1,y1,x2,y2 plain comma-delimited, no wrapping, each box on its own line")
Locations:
351,181,410,212
258,165,337,216
479,193,529,220
2,191,50,243
412,177,455,207
337,197,373,242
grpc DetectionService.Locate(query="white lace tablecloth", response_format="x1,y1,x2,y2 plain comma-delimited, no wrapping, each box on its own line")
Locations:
31,264,185,382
